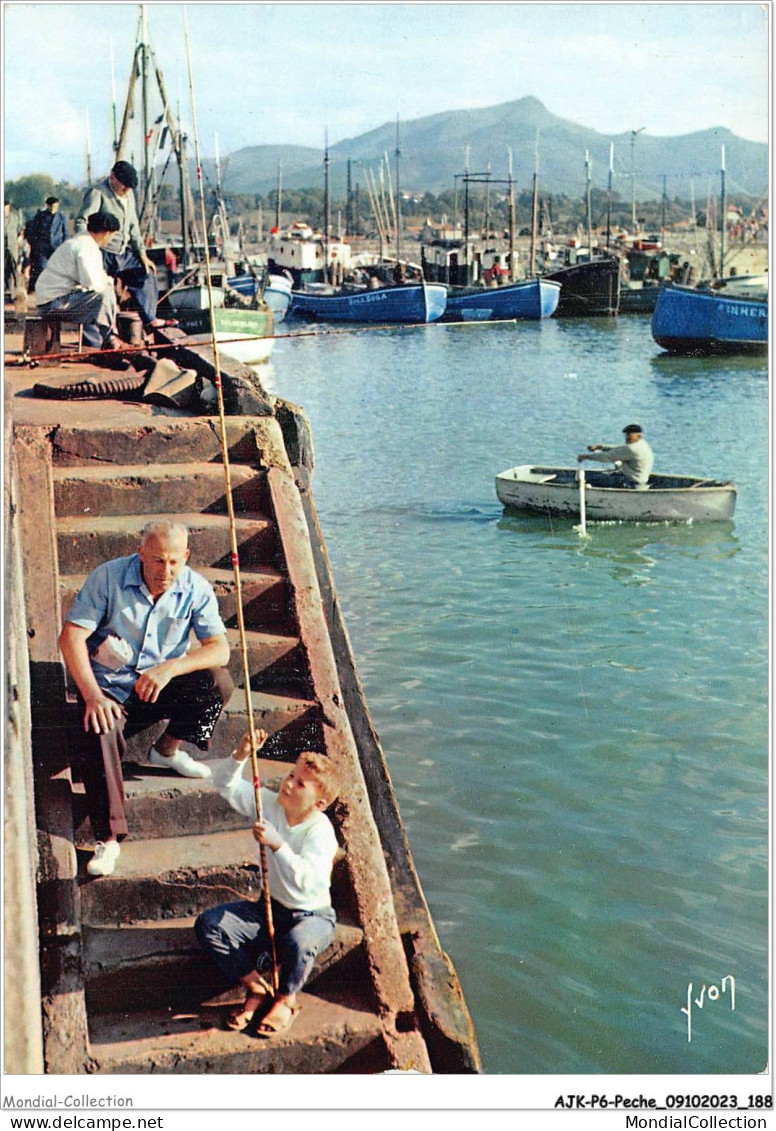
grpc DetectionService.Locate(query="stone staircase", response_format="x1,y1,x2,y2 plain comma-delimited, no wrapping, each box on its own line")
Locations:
19,410,432,1074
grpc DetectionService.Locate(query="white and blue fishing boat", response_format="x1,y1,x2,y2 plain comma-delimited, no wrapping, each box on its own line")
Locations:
289,281,448,324
651,281,768,355
443,278,561,322
227,271,293,323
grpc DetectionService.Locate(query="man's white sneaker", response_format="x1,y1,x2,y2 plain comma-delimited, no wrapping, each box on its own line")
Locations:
87,840,121,877
148,746,212,779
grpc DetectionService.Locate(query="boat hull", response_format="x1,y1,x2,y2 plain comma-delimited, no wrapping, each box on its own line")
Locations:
544,258,621,316
495,465,737,522
443,279,561,322
289,283,447,324
651,283,768,355
227,273,292,322
178,305,275,365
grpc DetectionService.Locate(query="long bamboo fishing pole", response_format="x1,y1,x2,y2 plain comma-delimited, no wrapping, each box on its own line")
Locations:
183,7,279,994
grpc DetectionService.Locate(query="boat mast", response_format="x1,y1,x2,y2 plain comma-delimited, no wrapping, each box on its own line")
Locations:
275,160,282,231
719,145,726,278
463,146,470,283
395,116,402,265
605,142,613,249
109,40,119,152
85,108,93,186
529,130,539,276
585,150,593,254
630,126,644,234
323,130,330,283
140,5,152,213
507,148,516,282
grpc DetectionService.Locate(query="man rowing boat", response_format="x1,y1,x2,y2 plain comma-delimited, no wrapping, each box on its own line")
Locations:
577,423,654,487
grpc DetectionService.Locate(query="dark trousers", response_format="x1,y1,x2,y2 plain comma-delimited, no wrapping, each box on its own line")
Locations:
102,249,159,326
195,898,336,998
77,667,234,841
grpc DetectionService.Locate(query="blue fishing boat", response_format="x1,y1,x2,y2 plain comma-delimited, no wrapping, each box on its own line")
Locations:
651,282,768,355
443,278,561,322
289,282,448,324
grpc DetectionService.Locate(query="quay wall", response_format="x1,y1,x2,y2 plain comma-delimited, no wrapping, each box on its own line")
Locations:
3,419,45,1073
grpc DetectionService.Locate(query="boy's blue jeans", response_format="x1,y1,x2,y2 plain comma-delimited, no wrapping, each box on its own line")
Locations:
195,898,336,998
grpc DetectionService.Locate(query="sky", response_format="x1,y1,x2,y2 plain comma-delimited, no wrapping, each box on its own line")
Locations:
2,1,770,185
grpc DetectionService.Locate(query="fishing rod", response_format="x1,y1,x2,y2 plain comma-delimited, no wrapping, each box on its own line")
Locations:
183,6,279,994
9,316,513,368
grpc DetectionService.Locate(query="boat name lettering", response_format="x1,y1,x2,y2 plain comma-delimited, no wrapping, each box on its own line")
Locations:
716,302,766,319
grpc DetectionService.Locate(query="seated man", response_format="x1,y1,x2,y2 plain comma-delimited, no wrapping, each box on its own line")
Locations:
35,212,123,352
75,160,173,333
195,728,340,1038
59,520,234,877
577,423,654,488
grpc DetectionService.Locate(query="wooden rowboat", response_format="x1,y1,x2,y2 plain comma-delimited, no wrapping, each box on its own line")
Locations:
495,465,737,522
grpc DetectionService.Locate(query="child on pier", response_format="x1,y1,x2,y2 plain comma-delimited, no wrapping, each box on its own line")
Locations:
195,729,340,1036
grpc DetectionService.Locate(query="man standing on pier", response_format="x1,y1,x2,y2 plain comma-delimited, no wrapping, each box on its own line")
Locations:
59,521,234,877
26,196,67,291
75,160,172,333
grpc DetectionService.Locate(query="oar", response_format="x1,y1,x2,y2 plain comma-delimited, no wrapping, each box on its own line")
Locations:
574,468,589,537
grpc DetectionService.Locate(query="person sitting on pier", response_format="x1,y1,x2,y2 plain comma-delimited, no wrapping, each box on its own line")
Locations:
35,212,124,354
58,521,233,878
577,423,654,488
75,160,174,333
195,728,340,1038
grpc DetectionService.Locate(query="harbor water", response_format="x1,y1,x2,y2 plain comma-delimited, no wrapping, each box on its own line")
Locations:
267,314,768,1075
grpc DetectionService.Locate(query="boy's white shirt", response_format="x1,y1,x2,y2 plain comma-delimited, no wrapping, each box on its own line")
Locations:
210,756,337,911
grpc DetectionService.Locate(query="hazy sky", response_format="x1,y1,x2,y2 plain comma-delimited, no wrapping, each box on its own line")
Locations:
2,1,770,184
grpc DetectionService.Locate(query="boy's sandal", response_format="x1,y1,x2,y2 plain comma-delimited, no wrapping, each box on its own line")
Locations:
256,1002,300,1039
225,1005,258,1032
224,976,273,1032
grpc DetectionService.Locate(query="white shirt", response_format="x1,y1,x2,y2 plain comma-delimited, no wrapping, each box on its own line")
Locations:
35,233,112,304
211,756,338,912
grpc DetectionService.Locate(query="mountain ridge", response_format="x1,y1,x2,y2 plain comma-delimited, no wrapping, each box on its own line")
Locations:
213,97,767,200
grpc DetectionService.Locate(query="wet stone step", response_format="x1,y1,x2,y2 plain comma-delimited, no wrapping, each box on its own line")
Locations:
87,994,389,1074
73,759,295,843
56,511,280,574
52,462,268,518
83,916,364,1015
49,417,275,468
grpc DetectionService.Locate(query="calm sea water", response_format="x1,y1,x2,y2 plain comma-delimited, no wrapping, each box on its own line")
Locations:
265,313,768,1075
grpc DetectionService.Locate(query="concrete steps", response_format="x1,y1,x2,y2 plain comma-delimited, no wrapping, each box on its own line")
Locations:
83,916,365,1015
49,417,274,469
52,462,267,517
56,512,280,574
74,760,295,843
61,565,291,633
87,994,389,1074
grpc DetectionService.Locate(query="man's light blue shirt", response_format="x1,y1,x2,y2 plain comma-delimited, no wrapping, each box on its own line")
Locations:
65,554,227,703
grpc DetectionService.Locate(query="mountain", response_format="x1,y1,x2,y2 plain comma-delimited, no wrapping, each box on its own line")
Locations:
213,97,768,202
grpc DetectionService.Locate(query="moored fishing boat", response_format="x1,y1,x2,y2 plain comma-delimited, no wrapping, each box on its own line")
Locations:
544,257,621,316
227,271,293,322
442,278,561,322
289,281,447,324
651,281,768,355
495,464,737,522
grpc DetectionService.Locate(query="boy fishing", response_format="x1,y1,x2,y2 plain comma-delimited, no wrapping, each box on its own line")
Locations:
195,729,340,1036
